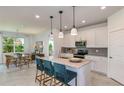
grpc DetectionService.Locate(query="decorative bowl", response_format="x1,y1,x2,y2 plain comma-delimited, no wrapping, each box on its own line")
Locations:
69,58,82,63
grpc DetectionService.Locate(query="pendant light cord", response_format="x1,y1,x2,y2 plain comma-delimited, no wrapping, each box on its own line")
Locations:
50,16,53,34
59,11,63,32
60,12,62,32
73,6,75,28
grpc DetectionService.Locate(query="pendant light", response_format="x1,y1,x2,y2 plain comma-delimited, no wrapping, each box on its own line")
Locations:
58,11,64,38
50,16,54,39
71,6,78,35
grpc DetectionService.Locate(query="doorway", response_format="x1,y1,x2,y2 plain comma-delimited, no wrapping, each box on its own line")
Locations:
109,29,124,84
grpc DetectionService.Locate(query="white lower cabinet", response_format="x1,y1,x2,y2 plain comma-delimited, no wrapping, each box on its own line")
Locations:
85,55,108,74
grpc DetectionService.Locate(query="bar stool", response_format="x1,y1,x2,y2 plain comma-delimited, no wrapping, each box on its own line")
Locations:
43,60,54,86
35,58,44,85
53,63,77,86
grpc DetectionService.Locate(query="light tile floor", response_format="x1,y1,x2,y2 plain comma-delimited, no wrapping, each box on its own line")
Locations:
0,63,121,86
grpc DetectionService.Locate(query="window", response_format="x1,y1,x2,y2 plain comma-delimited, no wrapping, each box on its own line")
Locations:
3,37,24,53
15,38,24,52
3,37,14,53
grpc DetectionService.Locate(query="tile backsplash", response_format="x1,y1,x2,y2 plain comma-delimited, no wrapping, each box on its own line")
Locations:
87,48,108,57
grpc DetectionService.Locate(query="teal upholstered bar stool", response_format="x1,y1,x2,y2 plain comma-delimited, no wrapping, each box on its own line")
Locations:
43,60,54,86
53,63,77,86
35,58,44,85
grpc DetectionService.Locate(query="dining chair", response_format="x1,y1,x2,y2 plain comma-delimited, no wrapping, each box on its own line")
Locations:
53,63,77,86
23,54,31,68
43,60,54,86
5,55,17,68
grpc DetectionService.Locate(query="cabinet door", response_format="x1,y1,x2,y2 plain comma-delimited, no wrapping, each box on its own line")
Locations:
86,30,95,47
85,55,107,74
63,33,75,47
95,27,108,47
85,55,95,70
94,57,107,74
75,31,87,41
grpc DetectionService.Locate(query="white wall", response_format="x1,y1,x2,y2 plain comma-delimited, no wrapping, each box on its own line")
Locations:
33,29,63,57
108,8,124,32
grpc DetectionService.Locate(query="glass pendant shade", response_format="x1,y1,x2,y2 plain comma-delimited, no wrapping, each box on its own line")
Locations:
71,27,78,35
58,31,64,38
50,33,53,40
71,6,78,35
58,11,64,38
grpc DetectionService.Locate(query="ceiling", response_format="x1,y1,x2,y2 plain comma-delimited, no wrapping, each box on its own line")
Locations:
0,6,123,35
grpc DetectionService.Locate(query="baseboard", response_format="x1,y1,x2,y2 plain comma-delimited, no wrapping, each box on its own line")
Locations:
110,78,124,86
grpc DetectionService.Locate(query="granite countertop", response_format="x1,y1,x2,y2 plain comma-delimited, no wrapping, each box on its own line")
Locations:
37,56,90,69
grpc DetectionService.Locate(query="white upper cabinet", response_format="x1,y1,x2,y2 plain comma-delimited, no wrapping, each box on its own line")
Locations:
75,30,87,41
84,26,108,48
79,25,108,48
108,8,124,32
86,29,96,47
63,24,108,48
95,27,108,47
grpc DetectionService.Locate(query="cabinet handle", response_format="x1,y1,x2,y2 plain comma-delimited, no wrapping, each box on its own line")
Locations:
109,56,112,59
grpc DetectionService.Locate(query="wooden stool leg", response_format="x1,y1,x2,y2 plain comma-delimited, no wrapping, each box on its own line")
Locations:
35,69,38,82
39,71,42,86
50,77,53,86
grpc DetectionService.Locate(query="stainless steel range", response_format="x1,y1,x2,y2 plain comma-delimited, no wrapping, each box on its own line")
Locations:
74,49,88,58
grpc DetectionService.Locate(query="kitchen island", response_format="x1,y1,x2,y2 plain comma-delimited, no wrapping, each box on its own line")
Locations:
37,56,91,86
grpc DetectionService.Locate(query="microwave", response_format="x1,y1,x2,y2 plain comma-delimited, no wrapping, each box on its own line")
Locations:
75,41,86,47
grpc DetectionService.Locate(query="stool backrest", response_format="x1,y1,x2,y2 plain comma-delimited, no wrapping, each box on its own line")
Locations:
35,58,44,71
53,63,67,82
43,60,54,76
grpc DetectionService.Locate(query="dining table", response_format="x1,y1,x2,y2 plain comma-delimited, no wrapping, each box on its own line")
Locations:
5,54,32,69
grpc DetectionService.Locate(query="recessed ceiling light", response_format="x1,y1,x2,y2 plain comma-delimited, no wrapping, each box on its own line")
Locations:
100,6,106,10
82,20,86,23
35,14,40,19
64,26,67,29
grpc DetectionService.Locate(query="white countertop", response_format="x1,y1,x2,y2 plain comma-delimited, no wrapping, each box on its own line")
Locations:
37,56,90,69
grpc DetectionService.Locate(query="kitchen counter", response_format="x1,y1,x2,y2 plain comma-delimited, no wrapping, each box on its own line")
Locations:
37,56,91,86
37,56,90,68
